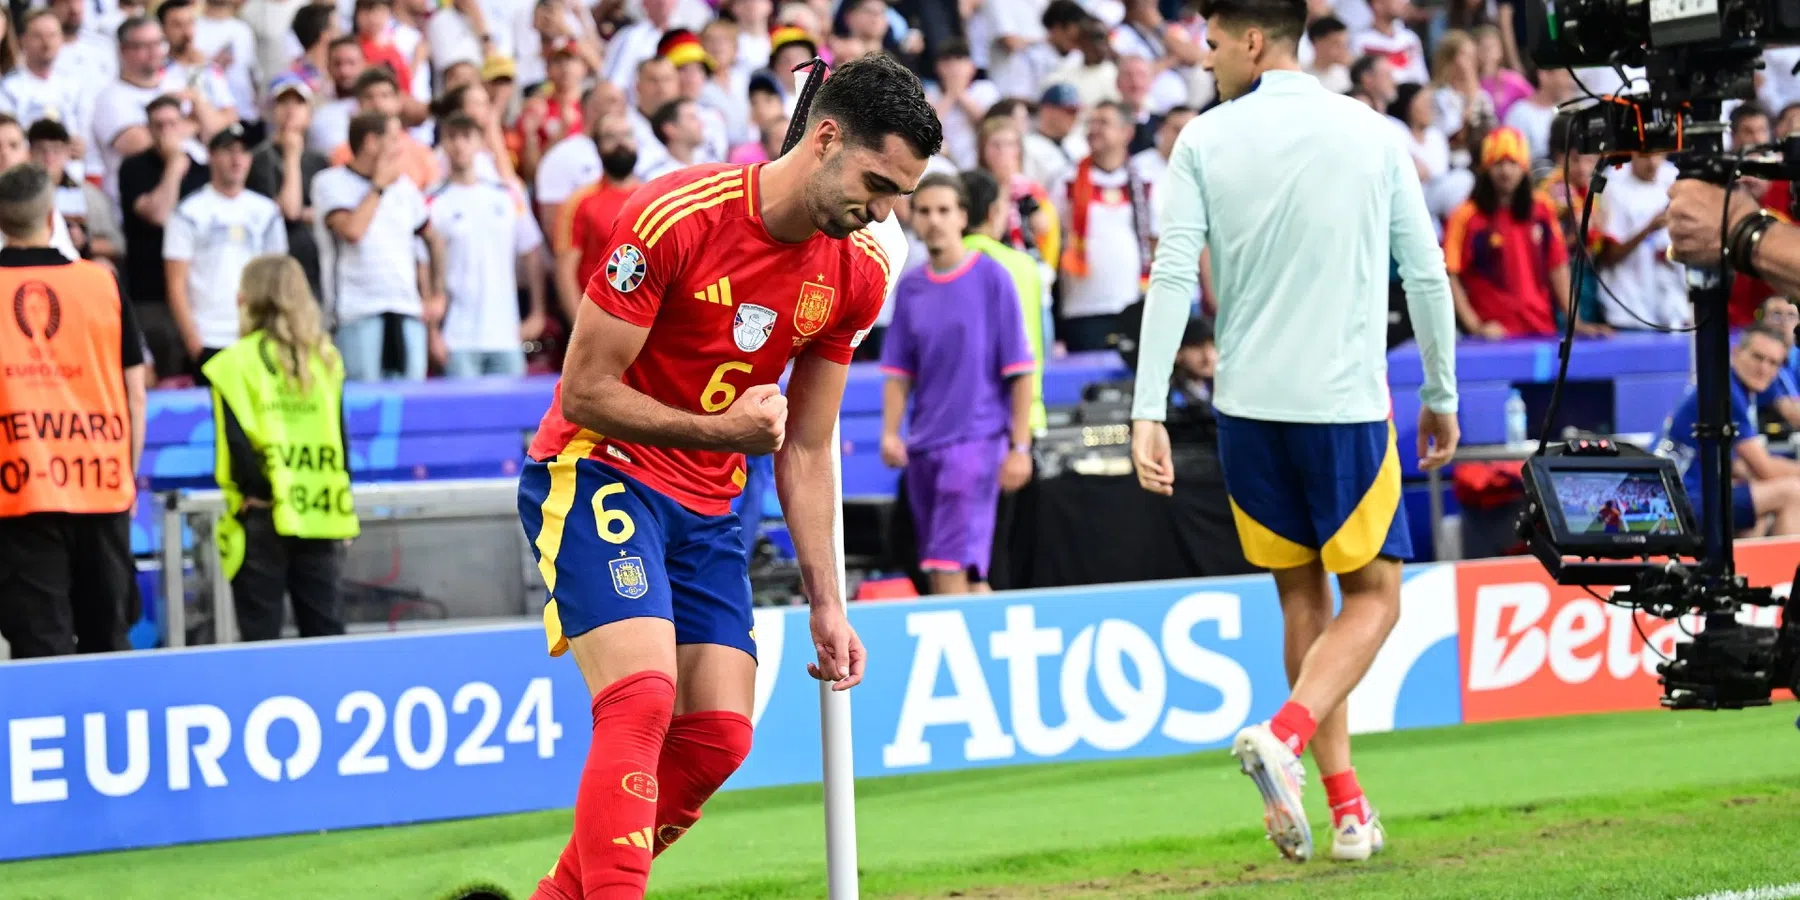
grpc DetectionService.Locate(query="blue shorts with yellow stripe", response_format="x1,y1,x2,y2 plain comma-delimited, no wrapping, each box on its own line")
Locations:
1215,412,1411,574
518,454,755,660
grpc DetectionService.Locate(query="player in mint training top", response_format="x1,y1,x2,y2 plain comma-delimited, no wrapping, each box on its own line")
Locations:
878,173,1036,594
518,55,941,900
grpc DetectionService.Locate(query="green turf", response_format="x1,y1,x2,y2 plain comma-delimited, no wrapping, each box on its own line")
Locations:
3,705,1797,900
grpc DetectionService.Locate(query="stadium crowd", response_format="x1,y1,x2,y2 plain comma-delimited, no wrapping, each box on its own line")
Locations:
5,0,1796,388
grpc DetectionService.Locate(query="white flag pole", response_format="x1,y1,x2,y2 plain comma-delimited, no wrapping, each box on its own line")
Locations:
819,417,859,900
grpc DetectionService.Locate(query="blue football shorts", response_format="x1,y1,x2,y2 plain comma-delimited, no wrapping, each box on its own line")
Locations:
1215,412,1412,574
518,454,756,659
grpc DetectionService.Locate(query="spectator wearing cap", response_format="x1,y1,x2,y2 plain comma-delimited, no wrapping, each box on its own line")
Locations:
927,38,1000,171
249,76,330,301
1029,84,1087,186
603,0,679,93
5,11,90,173
164,124,287,380
313,110,445,382
1045,17,1119,110
481,52,518,122
513,39,587,181
1441,127,1574,340
1054,100,1148,352
700,19,751,144
194,0,260,137
662,28,730,162
767,23,817,106
28,119,123,266
1304,16,1353,93
329,67,439,188
308,36,364,154
118,95,211,380
642,98,704,180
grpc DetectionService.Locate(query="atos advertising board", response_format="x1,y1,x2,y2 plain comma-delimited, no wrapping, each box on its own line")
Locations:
1456,537,1797,723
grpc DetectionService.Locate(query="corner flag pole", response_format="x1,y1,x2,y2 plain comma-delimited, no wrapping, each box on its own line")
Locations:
782,58,860,900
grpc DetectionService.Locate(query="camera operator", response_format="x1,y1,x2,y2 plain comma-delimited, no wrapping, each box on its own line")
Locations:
1656,323,1800,536
1668,178,1800,288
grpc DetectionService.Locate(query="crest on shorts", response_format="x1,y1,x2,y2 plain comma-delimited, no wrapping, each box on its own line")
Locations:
606,244,647,294
733,303,778,352
609,556,649,599
794,281,834,336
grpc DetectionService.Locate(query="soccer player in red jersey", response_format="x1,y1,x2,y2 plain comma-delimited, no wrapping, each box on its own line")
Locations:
518,55,942,900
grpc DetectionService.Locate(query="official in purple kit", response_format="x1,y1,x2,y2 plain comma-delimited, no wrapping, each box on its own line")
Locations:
879,173,1037,595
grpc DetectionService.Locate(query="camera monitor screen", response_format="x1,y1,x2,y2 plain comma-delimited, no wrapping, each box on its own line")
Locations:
1548,469,1686,536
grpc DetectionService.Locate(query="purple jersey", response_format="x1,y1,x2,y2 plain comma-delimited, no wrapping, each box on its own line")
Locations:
880,251,1036,451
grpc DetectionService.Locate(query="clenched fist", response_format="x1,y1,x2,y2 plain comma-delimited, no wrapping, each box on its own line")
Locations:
717,383,788,454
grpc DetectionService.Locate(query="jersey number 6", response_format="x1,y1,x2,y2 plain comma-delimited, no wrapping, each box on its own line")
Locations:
701,361,754,413
593,482,636,544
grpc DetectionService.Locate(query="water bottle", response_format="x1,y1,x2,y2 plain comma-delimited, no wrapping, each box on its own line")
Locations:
1505,389,1529,447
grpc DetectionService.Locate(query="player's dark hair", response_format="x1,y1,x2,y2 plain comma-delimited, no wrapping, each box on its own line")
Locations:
959,168,1001,232
1740,322,1790,349
914,172,966,212
156,0,193,24
1305,14,1346,42
116,15,156,46
354,66,399,99
650,98,690,144
1472,161,1535,221
1198,0,1305,44
1042,0,1092,30
291,4,336,52
806,54,942,161
348,110,392,154
145,94,183,119
440,111,481,138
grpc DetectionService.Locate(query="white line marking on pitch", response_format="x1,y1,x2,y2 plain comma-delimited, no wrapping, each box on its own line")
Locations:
1684,884,1800,900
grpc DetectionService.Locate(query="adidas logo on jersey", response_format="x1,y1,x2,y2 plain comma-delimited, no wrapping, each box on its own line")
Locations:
694,277,734,306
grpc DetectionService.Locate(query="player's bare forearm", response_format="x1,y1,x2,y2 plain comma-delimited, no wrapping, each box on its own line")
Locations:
776,354,852,610
560,302,735,450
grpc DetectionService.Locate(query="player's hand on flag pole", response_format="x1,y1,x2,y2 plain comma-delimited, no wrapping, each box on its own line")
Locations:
719,383,788,454
1131,420,1175,496
1417,407,1460,471
808,606,866,690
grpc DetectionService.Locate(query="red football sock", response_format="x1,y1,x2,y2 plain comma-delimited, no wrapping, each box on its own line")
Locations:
1268,701,1318,756
652,711,755,856
1323,768,1371,825
529,838,583,900
573,670,675,900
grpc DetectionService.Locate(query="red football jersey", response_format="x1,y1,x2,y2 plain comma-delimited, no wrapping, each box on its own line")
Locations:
527,163,891,515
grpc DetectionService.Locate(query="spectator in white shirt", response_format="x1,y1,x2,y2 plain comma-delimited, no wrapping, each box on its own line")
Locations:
49,0,118,97
699,19,751,144
307,36,364,154
6,11,91,172
193,0,259,130
1304,16,1353,93
157,0,239,130
1595,154,1688,330
164,124,287,377
1348,52,1398,111
313,110,446,381
1028,84,1088,186
431,112,545,377
604,0,678,94
641,98,704,180
1502,65,1573,165
533,81,611,237
1351,0,1428,84
1047,18,1121,109
928,38,1001,171
721,0,772,74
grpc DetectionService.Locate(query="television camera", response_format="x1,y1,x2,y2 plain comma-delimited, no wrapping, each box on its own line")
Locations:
1516,0,1800,710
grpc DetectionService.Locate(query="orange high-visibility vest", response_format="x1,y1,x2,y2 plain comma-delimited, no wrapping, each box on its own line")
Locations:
0,258,133,516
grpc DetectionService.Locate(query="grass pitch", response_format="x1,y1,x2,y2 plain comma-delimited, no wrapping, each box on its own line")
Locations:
4,705,1798,899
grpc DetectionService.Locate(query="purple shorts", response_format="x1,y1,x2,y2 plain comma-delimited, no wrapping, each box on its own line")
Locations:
905,436,1006,577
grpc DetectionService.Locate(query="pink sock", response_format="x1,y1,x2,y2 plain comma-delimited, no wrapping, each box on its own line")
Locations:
1323,768,1371,825
1268,702,1317,756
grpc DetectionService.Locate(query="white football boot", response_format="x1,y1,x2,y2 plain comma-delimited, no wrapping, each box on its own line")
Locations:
1329,807,1386,861
1231,723,1313,862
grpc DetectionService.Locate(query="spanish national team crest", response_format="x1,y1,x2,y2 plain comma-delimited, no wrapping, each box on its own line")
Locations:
794,281,834,336
733,303,778,352
609,556,649,599
606,244,647,294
